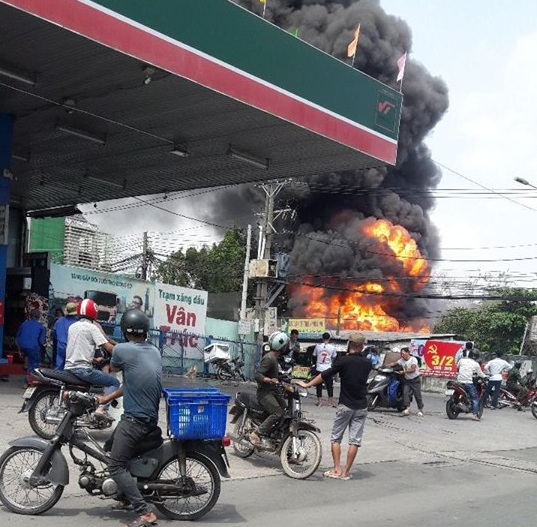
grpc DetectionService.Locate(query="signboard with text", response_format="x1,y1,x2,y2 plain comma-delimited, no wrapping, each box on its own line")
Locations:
153,281,208,359
410,339,466,378
288,318,326,335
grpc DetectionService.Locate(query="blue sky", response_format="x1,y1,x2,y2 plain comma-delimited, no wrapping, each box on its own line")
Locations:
380,0,537,287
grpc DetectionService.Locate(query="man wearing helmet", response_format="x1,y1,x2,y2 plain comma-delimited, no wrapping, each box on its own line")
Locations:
97,308,162,527
457,349,487,421
506,361,528,403
249,331,289,447
64,299,119,419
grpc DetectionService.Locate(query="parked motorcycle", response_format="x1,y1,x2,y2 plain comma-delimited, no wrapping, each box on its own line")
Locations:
211,356,246,382
366,367,406,412
20,367,116,439
496,385,537,411
228,381,322,479
445,377,486,419
0,391,229,521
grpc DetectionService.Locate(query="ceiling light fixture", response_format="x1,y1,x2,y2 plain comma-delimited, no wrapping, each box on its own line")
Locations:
227,146,269,170
26,204,82,218
56,124,106,145
143,65,156,85
0,64,36,86
12,153,29,163
85,174,126,190
170,144,189,157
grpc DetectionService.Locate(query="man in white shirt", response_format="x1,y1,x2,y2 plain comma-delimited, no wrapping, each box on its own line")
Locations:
457,350,487,420
483,352,512,410
313,332,338,407
65,299,119,418
386,346,424,416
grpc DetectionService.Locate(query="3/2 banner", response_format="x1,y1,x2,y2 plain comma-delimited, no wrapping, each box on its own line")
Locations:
410,339,467,378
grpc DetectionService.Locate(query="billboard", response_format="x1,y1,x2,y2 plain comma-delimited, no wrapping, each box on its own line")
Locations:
153,281,208,359
50,264,154,334
410,339,467,378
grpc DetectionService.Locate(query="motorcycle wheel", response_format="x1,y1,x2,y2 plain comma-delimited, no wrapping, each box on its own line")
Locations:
155,452,220,521
476,398,485,419
0,446,64,515
531,404,537,420
28,389,63,440
446,398,460,419
215,366,233,382
280,429,322,480
367,394,379,411
232,421,255,458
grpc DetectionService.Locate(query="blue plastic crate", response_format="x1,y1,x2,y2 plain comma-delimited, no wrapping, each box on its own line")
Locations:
163,389,230,440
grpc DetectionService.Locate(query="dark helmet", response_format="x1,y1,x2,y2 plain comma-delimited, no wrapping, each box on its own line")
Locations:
120,308,150,338
468,350,479,360
465,341,474,350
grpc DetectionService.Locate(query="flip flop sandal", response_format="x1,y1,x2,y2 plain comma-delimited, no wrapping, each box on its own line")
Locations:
339,474,353,481
122,516,158,527
323,470,341,479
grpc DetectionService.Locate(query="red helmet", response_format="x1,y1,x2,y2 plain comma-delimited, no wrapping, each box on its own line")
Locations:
77,299,98,320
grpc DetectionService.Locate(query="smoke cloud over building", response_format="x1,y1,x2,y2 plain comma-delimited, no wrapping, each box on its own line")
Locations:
206,0,449,329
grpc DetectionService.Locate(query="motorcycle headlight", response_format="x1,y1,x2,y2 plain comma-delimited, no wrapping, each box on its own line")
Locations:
374,375,386,382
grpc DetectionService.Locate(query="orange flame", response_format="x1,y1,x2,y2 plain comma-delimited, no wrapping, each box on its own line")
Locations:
290,218,431,333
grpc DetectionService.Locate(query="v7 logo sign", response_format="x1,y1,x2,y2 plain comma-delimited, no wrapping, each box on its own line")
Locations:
377,100,395,114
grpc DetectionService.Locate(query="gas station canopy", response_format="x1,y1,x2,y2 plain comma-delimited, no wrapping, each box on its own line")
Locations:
0,0,402,215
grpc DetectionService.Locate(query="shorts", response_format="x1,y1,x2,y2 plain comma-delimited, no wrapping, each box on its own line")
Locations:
330,405,368,447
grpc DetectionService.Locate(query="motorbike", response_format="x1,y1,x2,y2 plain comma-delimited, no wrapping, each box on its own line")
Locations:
445,377,486,419
228,381,322,479
366,367,406,412
0,391,229,521
20,367,117,440
496,385,537,411
211,356,246,382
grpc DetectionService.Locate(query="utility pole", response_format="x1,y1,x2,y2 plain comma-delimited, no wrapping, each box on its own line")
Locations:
254,182,285,353
240,224,252,320
141,231,148,280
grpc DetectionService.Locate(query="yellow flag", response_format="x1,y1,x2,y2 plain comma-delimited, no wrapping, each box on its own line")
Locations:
347,24,360,58
259,0,266,3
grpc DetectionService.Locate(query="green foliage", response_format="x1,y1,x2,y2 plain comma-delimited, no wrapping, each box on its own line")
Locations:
433,288,537,355
154,228,247,293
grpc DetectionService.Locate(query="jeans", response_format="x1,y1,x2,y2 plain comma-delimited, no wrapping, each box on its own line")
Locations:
68,367,120,409
464,382,479,415
482,380,502,408
109,415,157,515
257,391,286,436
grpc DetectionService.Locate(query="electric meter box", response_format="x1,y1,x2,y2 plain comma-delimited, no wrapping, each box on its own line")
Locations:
248,259,278,278
203,343,231,363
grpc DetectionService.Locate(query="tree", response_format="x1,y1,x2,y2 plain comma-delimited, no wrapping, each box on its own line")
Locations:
154,228,247,293
433,288,537,355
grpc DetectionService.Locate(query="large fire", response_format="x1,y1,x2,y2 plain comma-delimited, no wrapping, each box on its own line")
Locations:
289,218,430,333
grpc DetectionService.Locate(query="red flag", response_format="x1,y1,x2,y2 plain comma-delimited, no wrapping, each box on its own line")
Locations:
397,52,407,82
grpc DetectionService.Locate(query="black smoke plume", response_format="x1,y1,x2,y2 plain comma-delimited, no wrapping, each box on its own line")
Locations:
205,0,449,327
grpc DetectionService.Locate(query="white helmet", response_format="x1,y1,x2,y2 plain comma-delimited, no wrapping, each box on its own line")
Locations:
268,331,289,352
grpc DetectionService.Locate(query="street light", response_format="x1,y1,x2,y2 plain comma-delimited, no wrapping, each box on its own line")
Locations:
514,177,537,190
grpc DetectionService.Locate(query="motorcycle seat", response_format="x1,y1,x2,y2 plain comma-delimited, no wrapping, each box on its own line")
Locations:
236,391,264,412
35,367,92,388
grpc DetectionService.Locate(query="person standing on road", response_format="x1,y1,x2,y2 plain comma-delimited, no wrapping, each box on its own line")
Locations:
97,308,161,527
312,332,338,407
249,331,289,447
298,332,372,481
386,346,424,416
16,309,46,387
457,350,487,421
482,352,512,410
51,302,78,370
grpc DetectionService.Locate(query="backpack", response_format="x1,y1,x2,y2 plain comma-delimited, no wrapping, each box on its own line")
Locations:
387,378,400,405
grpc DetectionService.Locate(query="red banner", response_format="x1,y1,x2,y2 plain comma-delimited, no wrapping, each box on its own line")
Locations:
420,340,464,378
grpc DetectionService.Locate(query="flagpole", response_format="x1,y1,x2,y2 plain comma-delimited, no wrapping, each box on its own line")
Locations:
351,49,357,68
263,1,266,18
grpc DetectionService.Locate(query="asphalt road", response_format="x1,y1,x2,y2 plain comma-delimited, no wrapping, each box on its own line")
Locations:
1,375,537,527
